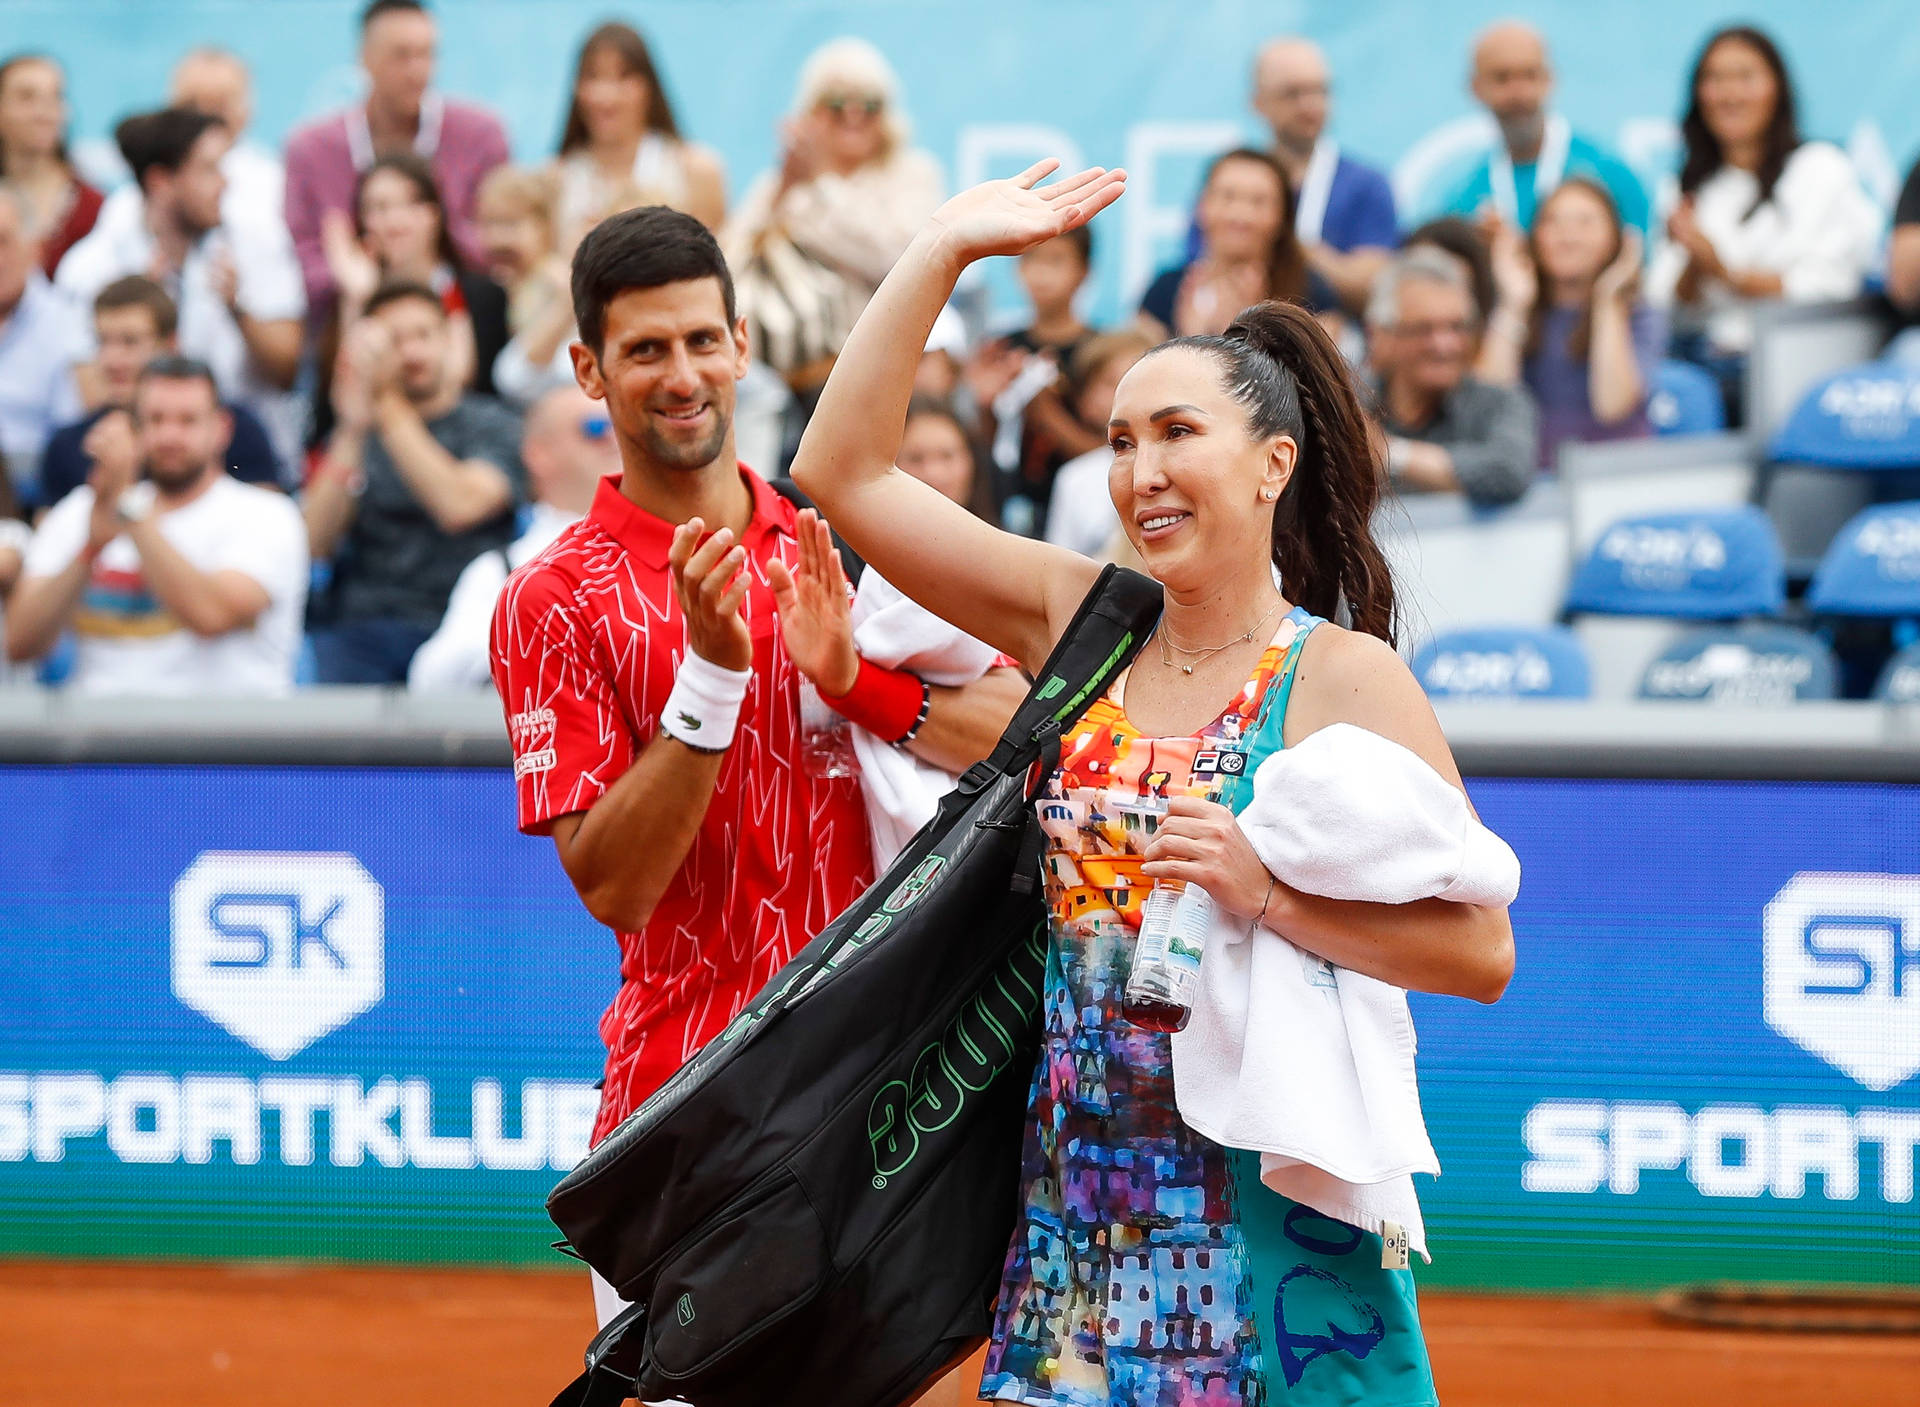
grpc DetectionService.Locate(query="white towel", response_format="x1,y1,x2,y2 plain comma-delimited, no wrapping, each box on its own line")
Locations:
847,570,1002,867
1170,723,1521,1261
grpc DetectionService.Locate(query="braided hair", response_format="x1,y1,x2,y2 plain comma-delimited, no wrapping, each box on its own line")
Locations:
1157,301,1397,645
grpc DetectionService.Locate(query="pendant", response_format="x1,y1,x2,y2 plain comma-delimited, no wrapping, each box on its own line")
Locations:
1182,665,1193,674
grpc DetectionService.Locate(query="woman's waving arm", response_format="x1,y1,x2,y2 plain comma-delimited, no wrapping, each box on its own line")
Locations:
791,161,1126,671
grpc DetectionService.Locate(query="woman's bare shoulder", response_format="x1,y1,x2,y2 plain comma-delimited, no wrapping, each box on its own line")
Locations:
1285,622,1462,786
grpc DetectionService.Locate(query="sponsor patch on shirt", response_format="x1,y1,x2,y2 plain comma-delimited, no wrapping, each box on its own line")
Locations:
513,747,557,778
1191,748,1247,777
509,707,556,748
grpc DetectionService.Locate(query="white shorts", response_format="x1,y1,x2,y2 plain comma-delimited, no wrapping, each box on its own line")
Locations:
589,1270,689,1407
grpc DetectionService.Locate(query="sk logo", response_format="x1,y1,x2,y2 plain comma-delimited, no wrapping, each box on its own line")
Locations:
171,852,385,1060
676,1293,696,1326
1764,872,1920,1091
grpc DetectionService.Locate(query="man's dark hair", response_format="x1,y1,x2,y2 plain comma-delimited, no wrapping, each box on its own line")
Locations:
95,276,178,339
361,0,428,32
115,107,223,192
134,354,221,404
363,277,446,320
571,205,735,354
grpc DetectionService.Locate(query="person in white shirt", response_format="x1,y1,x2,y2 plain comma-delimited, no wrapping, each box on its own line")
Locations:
0,183,84,496
407,383,615,691
1651,24,1879,363
4,355,307,694
57,107,306,467
169,47,286,234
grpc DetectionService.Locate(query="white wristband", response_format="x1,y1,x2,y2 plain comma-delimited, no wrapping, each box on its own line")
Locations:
660,652,752,752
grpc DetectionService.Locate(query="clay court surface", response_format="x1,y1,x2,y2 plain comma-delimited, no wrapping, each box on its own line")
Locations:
0,1260,1914,1406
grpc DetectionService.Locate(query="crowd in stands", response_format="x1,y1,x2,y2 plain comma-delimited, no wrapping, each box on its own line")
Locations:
0,1,1913,698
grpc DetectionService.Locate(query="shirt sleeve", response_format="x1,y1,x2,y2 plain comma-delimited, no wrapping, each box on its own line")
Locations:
22,488,90,579
1445,383,1539,509
490,571,638,834
465,400,528,500
231,217,307,323
222,404,287,488
1773,144,1879,303
282,125,337,312
1630,305,1668,387
212,492,309,613
1335,163,1400,251
1139,267,1183,329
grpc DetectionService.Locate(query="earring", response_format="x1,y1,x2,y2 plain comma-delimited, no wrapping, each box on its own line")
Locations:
1262,489,1277,501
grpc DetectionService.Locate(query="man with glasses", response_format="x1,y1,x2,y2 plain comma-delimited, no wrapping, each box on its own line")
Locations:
408,384,614,690
1366,246,1538,508
1249,36,1399,314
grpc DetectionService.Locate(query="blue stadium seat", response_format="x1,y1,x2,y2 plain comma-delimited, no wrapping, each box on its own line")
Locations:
34,631,76,687
1411,626,1590,700
1807,501,1920,618
1647,360,1726,436
1768,359,1920,469
1872,641,1920,702
295,634,321,687
1638,624,1838,704
1564,507,1784,619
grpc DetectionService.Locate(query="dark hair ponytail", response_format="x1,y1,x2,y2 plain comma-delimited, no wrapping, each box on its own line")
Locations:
1161,300,1397,645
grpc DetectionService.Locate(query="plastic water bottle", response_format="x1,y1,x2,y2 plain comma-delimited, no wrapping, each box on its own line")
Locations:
1124,879,1213,1032
796,678,859,780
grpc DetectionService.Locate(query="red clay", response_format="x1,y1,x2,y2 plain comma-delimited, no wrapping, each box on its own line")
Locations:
0,1260,1913,1406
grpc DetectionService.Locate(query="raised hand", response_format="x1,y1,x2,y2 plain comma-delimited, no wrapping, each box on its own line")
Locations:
1594,227,1644,304
926,160,1127,268
322,209,380,310
669,518,754,672
767,509,859,696
1488,223,1538,315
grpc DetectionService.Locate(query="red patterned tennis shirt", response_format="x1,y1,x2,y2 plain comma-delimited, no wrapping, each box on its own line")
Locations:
490,470,874,1145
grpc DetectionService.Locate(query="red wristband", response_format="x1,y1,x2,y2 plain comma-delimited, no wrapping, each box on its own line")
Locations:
819,657,924,742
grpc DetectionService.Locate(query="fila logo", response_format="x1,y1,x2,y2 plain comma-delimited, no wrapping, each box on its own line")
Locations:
1763,872,1920,1092
171,852,385,1060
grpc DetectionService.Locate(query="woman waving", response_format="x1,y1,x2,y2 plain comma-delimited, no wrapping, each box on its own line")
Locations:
793,162,1513,1407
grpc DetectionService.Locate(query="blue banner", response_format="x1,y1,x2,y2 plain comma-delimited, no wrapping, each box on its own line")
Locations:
6,0,1915,326
1,764,1916,1288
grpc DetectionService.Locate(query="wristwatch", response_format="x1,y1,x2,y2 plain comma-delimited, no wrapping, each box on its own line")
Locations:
115,481,158,527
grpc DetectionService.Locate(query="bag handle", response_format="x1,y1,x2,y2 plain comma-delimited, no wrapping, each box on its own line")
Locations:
959,563,1164,795
549,1302,648,1407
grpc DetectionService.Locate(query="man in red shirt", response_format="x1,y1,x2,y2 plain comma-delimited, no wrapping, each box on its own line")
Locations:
488,205,1022,1333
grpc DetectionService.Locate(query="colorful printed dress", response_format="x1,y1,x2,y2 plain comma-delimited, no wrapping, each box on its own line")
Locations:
981,608,1438,1407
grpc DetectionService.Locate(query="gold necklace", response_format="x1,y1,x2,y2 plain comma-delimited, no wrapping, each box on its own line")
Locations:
1156,598,1283,675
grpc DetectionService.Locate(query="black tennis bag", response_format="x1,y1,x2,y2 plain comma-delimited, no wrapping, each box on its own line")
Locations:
547,565,1162,1407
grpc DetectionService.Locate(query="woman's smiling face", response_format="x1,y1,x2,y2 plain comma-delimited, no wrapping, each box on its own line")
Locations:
1106,345,1295,595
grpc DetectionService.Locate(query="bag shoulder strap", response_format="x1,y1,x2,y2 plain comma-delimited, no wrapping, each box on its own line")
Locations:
548,1302,647,1407
962,563,1164,792
769,477,866,584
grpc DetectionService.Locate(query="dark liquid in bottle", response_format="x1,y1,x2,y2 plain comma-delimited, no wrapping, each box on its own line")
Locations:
1123,995,1192,1033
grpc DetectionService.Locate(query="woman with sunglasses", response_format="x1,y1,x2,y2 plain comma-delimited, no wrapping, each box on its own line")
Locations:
721,38,943,405
407,383,622,691
793,162,1513,1406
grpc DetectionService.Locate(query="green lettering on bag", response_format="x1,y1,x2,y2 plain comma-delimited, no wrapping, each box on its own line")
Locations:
1045,631,1136,727
865,921,1047,1189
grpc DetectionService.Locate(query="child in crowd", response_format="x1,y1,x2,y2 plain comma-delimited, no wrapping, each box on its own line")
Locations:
968,227,1103,533
476,166,580,406
1478,178,1659,468
1043,329,1153,557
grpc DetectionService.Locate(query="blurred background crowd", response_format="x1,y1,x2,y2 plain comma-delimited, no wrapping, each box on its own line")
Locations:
1,0,1917,703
